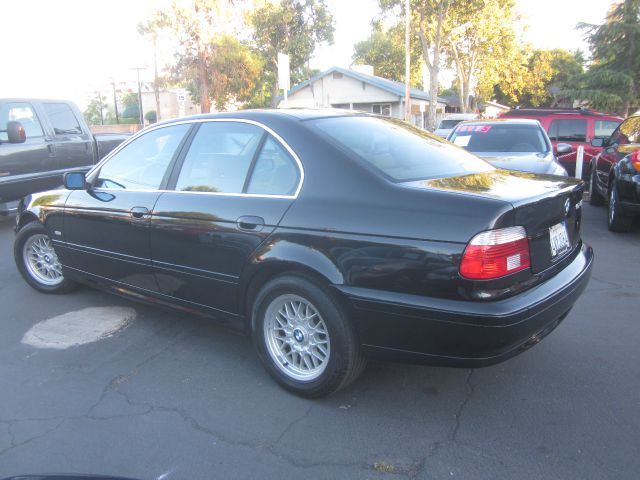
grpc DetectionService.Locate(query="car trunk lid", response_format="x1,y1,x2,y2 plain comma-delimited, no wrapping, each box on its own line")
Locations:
402,169,584,274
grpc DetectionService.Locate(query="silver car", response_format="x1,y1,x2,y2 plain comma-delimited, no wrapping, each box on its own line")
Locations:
447,118,569,176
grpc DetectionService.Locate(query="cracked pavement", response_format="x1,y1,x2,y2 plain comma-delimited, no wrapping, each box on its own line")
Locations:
0,205,639,480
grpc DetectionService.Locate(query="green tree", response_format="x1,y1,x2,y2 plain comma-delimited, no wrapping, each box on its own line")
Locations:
147,0,235,113
517,49,584,107
121,92,140,119
445,0,521,112
138,18,165,121
352,22,421,84
174,34,264,111
84,95,110,125
380,0,457,129
250,0,335,107
567,0,640,115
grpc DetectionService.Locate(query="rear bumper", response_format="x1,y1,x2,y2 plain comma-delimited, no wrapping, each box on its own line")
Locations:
336,242,594,367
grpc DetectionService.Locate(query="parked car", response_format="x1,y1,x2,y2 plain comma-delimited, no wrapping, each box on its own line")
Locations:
447,119,569,176
13,110,593,397
433,113,479,138
589,115,640,232
0,98,129,211
500,107,623,178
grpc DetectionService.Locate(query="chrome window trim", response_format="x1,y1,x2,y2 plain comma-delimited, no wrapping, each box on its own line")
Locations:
86,118,305,199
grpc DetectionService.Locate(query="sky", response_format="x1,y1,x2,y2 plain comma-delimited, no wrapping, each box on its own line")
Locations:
0,0,615,110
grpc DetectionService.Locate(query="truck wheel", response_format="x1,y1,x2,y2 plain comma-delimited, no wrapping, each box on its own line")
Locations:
608,185,634,232
589,164,605,206
251,274,366,398
14,222,77,294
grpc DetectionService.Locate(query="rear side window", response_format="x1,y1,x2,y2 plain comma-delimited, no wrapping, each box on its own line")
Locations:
246,137,300,195
309,116,493,182
449,124,549,153
44,103,83,135
95,124,191,190
595,120,621,138
0,102,44,141
175,122,264,193
548,119,587,142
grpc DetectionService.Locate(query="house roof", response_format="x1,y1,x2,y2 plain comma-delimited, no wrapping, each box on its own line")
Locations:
286,66,445,104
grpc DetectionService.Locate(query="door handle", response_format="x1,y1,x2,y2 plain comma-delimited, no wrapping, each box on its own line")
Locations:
130,206,150,219
236,215,265,231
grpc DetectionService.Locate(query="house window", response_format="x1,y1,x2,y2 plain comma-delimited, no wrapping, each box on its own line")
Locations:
372,104,391,117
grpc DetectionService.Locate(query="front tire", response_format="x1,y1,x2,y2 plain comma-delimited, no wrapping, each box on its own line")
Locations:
14,222,77,294
589,164,605,206
251,274,366,398
608,184,634,232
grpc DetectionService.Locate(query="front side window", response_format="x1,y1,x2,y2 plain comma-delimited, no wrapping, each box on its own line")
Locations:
617,116,640,144
95,124,191,190
246,137,300,195
595,120,621,138
175,122,264,193
449,124,549,153
43,103,82,135
0,102,44,141
548,119,587,142
309,116,493,182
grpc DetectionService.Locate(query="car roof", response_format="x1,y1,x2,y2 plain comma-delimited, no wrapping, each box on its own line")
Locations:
503,108,623,120
456,118,542,127
153,108,360,128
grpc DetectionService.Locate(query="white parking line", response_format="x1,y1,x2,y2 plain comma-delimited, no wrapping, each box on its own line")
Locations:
22,306,135,350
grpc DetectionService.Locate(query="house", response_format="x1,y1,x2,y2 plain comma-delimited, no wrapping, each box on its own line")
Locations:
279,66,447,128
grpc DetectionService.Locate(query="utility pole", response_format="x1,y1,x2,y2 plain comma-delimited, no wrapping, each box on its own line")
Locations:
404,0,411,122
130,66,146,127
109,78,120,124
96,91,104,125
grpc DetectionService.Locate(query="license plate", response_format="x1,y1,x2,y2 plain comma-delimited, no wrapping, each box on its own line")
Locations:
549,221,571,258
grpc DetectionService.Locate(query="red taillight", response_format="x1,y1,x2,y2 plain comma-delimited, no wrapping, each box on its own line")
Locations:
630,150,640,172
460,226,531,280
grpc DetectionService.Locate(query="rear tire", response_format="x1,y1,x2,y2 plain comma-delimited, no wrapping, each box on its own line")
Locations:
14,222,77,294
251,274,366,398
608,184,634,232
589,164,605,206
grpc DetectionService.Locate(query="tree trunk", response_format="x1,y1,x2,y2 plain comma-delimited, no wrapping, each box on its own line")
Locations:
197,45,211,113
270,57,280,108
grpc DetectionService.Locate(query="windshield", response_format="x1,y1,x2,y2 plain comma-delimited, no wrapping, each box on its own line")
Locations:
308,115,494,182
449,123,549,153
438,119,463,129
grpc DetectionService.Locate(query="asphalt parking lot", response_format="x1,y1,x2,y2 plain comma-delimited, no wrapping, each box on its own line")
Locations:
0,204,638,480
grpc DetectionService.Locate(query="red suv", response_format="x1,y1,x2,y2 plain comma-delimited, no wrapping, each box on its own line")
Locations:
500,108,623,179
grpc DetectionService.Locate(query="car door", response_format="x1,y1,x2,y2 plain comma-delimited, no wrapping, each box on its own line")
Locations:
548,118,588,176
597,117,640,195
0,101,53,201
61,123,192,292
149,120,302,316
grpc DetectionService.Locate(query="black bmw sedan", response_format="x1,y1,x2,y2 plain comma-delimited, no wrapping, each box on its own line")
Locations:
13,109,593,397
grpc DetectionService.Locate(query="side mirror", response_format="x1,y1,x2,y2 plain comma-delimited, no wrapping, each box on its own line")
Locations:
556,143,572,155
7,121,26,143
64,172,87,190
591,137,605,147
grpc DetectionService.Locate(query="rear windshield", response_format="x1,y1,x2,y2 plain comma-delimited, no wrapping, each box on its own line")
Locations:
308,116,493,182
438,119,463,129
449,123,549,153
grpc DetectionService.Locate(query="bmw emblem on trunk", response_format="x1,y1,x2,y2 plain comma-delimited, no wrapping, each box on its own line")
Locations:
564,198,571,216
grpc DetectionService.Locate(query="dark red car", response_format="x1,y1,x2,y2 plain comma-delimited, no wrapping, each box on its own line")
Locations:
500,108,623,179
589,115,640,232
